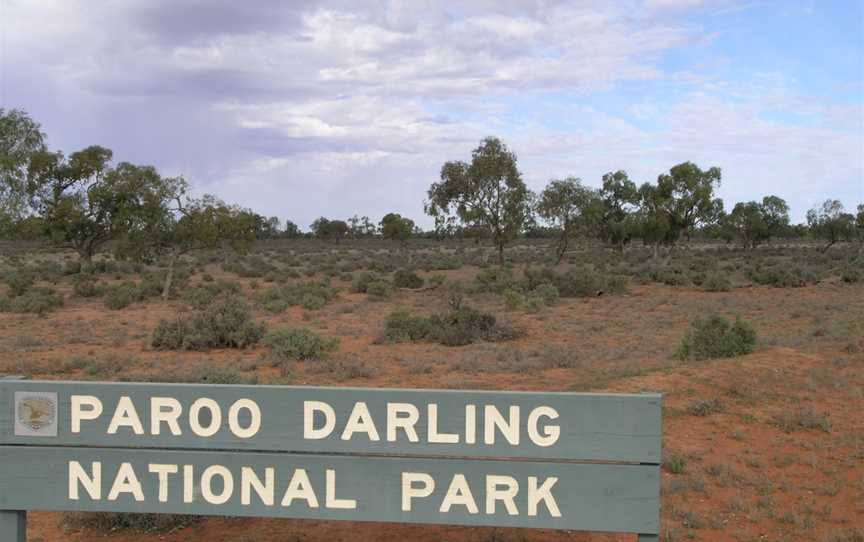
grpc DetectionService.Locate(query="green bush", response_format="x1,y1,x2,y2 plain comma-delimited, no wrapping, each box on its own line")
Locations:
474,267,518,294
103,282,144,310
502,288,525,310
256,280,337,312
266,328,339,361
152,295,266,350
366,280,393,301
5,271,34,297
675,314,757,361
840,264,861,284
301,293,327,310
351,272,383,293
183,280,242,309
73,275,102,298
382,311,432,342
702,272,732,292
525,266,626,297
0,288,64,315
531,283,560,305
750,266,815,288
393,269,424,289
382,307,525,347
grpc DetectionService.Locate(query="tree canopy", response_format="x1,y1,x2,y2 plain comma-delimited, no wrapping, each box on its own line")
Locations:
426,137,532,263
536,177,602,264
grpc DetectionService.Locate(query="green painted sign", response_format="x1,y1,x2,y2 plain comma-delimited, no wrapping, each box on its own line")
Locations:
0,378,661,541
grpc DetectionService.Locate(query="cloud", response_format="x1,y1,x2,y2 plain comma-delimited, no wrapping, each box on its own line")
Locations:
1,0,860,227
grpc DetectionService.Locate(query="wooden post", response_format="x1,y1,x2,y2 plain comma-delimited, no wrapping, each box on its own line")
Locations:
0,511,26,542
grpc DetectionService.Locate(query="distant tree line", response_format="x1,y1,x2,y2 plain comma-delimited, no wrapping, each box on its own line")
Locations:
2,110,863,266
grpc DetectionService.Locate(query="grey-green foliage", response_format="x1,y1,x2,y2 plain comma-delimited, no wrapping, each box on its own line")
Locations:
152,294,265,350
426,137,532,263
536,177,603,264
256,280,337,312
382,307,525,347
675,314,756,361
266,328,339,361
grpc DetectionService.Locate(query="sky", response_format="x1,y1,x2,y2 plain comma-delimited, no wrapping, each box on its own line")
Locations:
1,0,862,228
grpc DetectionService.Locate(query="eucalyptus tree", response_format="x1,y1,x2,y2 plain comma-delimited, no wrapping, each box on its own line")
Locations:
379,212,415,244
536,177,602,264
636,162,723,262
0,109,46,233
807,199,856,251
426,137,532,264
598,170,639,252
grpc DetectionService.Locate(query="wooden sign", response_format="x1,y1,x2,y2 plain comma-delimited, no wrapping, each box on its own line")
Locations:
0,378,661,541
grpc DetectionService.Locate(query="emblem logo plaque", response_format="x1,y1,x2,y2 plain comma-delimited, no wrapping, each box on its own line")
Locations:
14,391,58,437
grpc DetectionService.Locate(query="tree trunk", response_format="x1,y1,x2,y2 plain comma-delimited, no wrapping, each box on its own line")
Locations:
497,241,504,265
162,249,178,300
661,244,675,267
555,235,568,265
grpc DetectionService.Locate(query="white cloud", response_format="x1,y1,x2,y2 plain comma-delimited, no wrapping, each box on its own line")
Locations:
1,0,860,227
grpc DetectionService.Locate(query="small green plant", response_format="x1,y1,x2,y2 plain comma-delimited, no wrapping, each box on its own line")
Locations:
771,406,831,433
663,453,688,474
103,282,144,310
381,311,432,342
687,398,725,416
366,280,393,301
701,272,732,292
393,269,424,289
266,328,339,361
502,288,525,310
0,288,64,315
382,307,525,347
72,275,102,297
675,314,756,361
152,295,266,350
5,271,34,297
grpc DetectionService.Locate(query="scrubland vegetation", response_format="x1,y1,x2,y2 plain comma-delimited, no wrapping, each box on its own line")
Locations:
2,108,863,541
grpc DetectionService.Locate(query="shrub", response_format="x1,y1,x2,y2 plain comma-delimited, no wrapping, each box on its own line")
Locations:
524,295,546,313
675,314,757,361
266,328,339,361
771,406,831,433
663,453,687,474
473,267,519,293
382,311,432,342
525,266,627,297
393,269,424,289
531,283,559,305
183,280,242,309
103,282,144,310
0,288,64,315
351,272,382,293
256,280,337,313
427,274,447,288
702,272,732,292
502,288,525,310
750,266,815,288
5,271,33,297
366,280,393,301
840,264,861,284
152,295,266,350
381,307,524,346
73,275,102,298
301,293,327,310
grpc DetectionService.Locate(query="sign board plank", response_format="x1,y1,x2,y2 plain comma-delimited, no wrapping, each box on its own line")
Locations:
0,381,661,463
0,446,659,534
